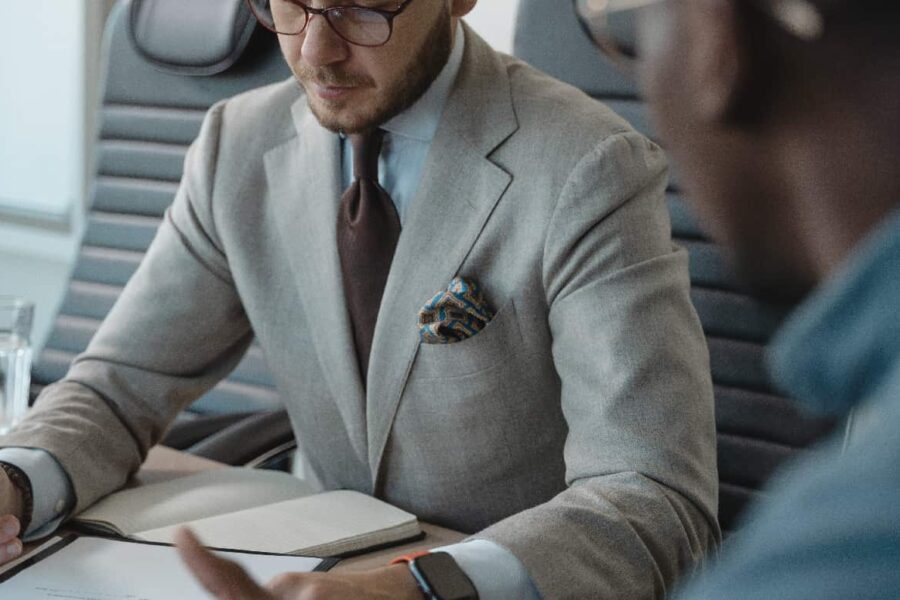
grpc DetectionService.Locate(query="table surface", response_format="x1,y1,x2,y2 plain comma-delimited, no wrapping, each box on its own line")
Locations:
22,446,466,572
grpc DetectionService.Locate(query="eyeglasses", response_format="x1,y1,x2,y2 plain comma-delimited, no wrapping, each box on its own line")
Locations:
246,0,417,47
574,0,826,72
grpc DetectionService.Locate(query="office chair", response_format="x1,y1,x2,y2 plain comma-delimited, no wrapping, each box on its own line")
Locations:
512,0,837,534
31,0,295,466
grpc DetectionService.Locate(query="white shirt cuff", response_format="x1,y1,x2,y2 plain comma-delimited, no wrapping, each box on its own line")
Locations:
433,539,542,600
0,447,75,541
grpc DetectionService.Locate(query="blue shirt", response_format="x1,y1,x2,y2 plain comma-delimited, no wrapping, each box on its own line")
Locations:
676,208,900,599
0,24,541,600
339,20,466,225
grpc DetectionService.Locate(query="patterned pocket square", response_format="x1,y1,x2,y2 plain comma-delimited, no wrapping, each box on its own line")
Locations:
418,277,495,344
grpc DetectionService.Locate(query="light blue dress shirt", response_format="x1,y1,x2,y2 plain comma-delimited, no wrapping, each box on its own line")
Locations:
676,208,900,599
339,21,464,225
0,446,73,540
0,24,541,600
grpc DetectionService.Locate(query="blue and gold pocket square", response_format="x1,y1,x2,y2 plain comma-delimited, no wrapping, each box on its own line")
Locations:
418,277,495,344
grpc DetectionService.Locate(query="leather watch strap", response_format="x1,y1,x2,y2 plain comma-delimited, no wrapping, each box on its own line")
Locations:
0,461,33,534
391,551,432,599
390,550,432,566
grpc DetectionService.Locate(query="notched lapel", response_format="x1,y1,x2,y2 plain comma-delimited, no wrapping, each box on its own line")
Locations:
366,28,520,486
265,98,368,466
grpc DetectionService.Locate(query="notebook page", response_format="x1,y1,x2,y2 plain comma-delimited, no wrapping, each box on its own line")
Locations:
135,490,419,555
74,468,315,535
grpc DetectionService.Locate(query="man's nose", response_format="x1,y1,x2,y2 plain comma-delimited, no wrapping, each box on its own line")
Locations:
301,15,350,67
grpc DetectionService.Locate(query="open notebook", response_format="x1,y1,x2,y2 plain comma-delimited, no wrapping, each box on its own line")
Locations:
72,469,422,557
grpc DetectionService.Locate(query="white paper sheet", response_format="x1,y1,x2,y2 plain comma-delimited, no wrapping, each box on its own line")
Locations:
0,536,328,599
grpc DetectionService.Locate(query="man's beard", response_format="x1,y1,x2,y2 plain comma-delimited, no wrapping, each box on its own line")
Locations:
297,9,454,134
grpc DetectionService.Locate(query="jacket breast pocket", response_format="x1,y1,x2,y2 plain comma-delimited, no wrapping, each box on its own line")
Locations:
412,296,523,380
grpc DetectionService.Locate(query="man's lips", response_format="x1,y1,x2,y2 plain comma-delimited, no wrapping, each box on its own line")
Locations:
311,83,360,101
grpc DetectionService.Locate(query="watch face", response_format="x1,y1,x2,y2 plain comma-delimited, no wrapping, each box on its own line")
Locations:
414,552,478,600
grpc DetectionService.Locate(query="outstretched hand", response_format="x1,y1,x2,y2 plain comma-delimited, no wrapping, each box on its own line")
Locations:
175,528,274,600
174,528,422,600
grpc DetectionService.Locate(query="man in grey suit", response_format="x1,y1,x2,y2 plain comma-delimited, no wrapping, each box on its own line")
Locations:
0,0,718,597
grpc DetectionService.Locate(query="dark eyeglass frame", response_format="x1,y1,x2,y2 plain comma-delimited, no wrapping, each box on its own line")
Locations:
246,0,418,48
573,0,827,75
572,0,644,74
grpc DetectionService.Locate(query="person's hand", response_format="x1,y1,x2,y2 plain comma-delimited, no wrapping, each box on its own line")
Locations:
175,528,423,600
0,469,24,565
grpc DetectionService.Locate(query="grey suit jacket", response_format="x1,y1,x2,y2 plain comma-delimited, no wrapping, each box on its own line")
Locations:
3,30,719,598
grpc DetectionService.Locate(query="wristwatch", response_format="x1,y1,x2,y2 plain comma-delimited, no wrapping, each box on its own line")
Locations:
0,461,34,534
391,551,479,600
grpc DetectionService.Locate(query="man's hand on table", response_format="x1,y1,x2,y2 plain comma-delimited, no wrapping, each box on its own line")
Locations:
175,528,423,600
0,470,24,564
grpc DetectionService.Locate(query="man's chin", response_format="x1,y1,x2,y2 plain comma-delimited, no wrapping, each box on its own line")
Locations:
307,98,379,134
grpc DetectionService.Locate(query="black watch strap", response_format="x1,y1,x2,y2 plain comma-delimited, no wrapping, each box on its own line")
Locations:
0,461,34,534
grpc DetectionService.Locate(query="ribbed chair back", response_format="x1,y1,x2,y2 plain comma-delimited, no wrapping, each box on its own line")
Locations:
513,0,836,534
33,0,292,418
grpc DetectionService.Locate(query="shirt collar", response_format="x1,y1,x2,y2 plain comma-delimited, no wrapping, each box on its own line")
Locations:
381,23,466,143
768,207,900,416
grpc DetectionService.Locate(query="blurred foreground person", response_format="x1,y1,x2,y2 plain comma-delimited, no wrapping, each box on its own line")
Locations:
576,0,900,598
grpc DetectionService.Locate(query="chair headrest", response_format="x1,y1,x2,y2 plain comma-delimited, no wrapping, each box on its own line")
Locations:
128,0,257,76
514,0,636,97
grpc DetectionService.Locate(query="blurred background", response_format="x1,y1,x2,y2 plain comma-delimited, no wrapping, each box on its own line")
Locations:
0,0,519,355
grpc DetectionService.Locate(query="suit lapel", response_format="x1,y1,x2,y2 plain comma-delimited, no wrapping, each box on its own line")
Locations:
367,29,519,484
265,98,368,465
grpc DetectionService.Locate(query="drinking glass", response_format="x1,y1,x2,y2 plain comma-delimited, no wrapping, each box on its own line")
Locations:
0,297,34,435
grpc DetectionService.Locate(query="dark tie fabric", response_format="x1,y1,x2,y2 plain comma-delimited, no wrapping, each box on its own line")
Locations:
337,130,401,381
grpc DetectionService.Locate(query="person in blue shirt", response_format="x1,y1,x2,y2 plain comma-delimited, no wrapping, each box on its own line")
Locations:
577,0,900,597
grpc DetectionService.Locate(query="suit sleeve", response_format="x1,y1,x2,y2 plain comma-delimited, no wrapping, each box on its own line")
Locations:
0,102,255,514
475,131,721,599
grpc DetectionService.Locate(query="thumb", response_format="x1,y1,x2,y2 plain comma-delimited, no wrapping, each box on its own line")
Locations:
175,527,273,600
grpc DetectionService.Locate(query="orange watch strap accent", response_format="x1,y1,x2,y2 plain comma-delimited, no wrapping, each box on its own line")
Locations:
390,550,431,566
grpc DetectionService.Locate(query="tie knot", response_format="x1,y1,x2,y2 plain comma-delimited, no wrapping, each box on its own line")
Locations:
350,129,385,181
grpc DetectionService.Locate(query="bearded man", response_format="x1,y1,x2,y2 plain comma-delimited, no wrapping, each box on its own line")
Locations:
0,1,719,598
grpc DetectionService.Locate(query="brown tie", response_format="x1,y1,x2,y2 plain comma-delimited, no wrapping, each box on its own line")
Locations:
337,130,401,381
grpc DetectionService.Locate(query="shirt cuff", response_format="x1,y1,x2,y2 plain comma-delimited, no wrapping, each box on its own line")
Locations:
0,447,75,541
433,540,542,600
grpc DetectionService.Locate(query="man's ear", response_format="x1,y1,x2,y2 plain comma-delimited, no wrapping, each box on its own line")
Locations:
684,0,752,124
450,0,477,19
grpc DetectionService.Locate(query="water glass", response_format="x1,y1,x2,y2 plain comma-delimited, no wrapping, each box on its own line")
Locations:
0,297,34,435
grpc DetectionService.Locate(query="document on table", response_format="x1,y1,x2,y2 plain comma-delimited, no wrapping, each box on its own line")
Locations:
0,535,337,599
